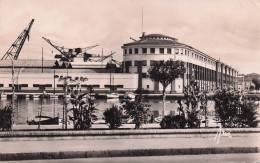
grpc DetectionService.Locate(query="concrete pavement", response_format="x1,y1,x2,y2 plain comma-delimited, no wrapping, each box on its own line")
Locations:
5,153,260,163
0,132,259,161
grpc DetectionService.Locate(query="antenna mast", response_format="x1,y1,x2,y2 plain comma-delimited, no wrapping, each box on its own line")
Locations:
142,5,143,33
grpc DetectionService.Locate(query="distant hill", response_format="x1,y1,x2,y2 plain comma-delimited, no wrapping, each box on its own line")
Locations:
244,73,260,80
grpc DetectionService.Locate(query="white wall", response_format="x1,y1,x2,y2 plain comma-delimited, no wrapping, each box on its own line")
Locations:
0,72,138,89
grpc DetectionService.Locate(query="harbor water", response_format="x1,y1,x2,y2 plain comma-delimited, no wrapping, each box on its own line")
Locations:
0,97,219,125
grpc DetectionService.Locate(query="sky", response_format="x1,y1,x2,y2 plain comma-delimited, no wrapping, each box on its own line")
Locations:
0,0,259,74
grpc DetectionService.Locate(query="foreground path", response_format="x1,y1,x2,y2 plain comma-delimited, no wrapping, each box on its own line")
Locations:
0,132,259,161
5,153,260,163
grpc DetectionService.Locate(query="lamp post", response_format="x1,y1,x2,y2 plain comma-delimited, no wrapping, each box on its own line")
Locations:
16,68,24,92
11,60,15,131
53,64,56,94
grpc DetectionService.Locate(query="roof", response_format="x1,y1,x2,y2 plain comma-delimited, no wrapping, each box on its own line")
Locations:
123,33,182,46
142,34,177,41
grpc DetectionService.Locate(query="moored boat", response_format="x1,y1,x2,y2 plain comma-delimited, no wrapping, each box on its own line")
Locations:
106,92,119,99
27,115,59,125
124,92,136,99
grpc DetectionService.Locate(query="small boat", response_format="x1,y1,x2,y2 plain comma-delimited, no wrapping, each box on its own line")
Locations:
106,92,119,99
27,115,59,125
124,92,136,99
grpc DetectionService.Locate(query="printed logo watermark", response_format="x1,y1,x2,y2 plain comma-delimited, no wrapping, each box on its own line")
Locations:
214,125,232,144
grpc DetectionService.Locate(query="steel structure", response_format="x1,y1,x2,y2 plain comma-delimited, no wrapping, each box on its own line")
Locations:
1,19,34,60
94,52,115,62
42,37,99,62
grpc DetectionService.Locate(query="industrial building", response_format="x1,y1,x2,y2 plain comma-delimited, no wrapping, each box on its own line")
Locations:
122,33,238,93
0,32,238,95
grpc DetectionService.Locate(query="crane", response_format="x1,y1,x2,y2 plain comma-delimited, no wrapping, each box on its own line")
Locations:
42,37,99,62
1,19,34,60
94,52,115,62
111,58,122,67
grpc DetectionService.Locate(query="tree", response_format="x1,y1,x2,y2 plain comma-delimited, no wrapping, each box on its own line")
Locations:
213,88,242,127
213,88,259,128
122,93,150,129
252,78,260,90
0,105,13,131
148,59,186,116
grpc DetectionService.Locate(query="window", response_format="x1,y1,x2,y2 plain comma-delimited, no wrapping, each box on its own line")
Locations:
135,48,139,54
167,48,171,54
125,61,132,66
104,85,111,88
135,60,147,66
124,49,127,55
117,85,124,88
129,49,132,54
0,84,3,87
134,61,139,66
142,73,147,78
45,84,52,87
142,48,147,54
175,49,179,54
159,48,164,54
33,84,39,87
142,60,147,66
57,84,64,87
150,48,155,54
150,60,156,66
147,85,150,89
181,49,183,54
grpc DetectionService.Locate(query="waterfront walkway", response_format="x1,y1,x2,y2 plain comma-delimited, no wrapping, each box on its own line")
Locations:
0,128,260,161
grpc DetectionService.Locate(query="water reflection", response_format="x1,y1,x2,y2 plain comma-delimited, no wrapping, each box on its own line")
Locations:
1,98,216,125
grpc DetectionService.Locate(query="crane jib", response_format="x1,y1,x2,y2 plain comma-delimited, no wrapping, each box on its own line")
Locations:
1,19,35,60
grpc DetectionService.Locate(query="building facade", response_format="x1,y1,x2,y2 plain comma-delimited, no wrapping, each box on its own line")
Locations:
0,34,238,94
0,60,138,94
122,33,238,93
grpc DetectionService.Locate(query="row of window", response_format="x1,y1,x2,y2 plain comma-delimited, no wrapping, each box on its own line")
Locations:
124,60,165,67
124,48,172,55
2,84,124,89
123,60,237,78
124,47,216,66
186,64,236,82
174,49,216,66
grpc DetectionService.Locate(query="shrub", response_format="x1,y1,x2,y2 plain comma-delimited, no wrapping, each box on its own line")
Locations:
213,88,240,127
238,101,258,127
103,105,123,129
183,81,204,128
122,94,150,129
69,88,97,130
160,115,187,129
213,88,259,128
0,105,13,131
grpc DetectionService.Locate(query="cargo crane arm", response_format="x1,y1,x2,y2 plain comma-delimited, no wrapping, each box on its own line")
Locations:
42,37,67,56
94,52,115,62
1,19,34,60
111,58,122,67
42,37,99,61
